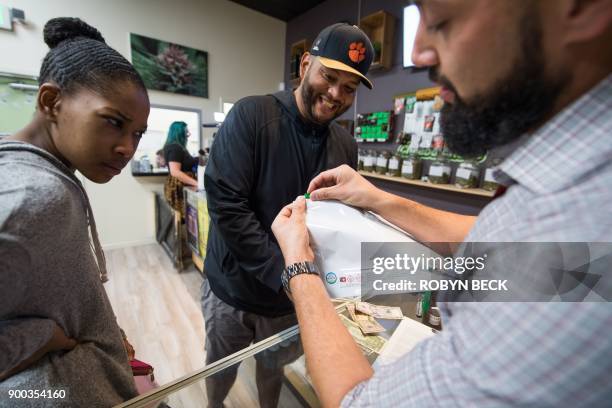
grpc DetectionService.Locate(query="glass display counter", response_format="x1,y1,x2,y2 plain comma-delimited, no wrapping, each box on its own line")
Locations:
117,293,437,408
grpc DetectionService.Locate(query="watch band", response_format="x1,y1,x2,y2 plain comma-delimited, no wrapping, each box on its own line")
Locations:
281,261,320,294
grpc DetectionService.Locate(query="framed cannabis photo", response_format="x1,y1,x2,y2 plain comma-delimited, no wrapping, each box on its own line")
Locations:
130,33,208,98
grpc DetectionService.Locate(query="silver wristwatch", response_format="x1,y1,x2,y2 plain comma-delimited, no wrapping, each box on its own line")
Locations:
281,261,319,294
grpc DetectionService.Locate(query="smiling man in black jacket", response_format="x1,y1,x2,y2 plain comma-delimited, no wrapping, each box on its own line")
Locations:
202,23,374,408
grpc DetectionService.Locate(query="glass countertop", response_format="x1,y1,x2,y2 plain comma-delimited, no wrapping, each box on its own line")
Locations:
117,293,435,408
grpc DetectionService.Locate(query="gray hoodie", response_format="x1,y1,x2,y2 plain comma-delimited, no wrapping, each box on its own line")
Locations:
0,141,137,407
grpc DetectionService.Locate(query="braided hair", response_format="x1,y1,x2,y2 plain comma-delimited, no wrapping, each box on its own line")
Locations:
39,17,145,96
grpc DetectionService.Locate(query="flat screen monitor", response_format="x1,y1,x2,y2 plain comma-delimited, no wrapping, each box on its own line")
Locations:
403,5,420,68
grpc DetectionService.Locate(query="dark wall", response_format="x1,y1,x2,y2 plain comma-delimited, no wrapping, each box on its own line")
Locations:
285,0,435,117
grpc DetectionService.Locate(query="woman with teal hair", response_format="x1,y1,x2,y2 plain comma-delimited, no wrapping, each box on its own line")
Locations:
163,121,198,215
164,121,190,149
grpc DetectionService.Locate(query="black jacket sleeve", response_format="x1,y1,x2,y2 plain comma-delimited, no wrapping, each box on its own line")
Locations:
204,101,285,291
348,139,358,170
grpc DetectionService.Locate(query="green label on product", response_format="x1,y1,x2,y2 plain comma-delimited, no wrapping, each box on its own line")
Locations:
406,96,417,113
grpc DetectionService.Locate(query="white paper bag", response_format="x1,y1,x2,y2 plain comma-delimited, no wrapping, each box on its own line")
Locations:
305,200,416,298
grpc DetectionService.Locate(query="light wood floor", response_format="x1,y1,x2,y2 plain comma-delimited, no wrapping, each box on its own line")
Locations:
104,244,303,408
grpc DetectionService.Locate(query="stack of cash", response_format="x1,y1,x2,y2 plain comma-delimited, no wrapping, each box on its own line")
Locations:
339,301,405,354
346,302,404,334
339,315,387,354
355,302,404,320
347,303,385,334
346,301,404,334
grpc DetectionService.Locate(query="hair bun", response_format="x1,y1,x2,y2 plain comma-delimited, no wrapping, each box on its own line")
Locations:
43,17,105,49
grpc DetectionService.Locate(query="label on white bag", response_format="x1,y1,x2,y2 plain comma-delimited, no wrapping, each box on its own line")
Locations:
364,156,374,166
306,200,416,298
388,158,399,170
376,157,388,167
485,168,496,182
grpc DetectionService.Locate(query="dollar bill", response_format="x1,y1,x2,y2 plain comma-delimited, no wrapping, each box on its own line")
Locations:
354,313,386,334
339,314,387,353
347,303,358,322
356,302,404,320
347,303,385,334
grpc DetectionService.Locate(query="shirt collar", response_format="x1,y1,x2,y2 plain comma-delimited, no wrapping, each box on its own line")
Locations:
491,74,612,194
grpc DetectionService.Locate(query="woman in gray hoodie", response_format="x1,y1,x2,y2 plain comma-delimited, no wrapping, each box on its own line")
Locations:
0,17,150,407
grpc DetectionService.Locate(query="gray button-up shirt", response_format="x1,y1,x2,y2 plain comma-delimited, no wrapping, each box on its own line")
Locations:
342,75,612,407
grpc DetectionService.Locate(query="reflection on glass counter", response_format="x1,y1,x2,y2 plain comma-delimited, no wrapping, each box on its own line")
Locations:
117,293,438,408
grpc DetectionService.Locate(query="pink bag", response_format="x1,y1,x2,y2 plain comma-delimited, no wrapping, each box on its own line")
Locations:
130,359,163,407
130,358,154,377
133,372,159,394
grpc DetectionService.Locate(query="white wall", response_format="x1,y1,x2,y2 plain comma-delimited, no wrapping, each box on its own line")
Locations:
0,0,286,248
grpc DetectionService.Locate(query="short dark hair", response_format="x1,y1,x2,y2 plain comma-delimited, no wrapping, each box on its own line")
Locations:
39,17,146,96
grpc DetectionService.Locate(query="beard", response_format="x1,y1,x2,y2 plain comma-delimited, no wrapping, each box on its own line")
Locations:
300,65,351,126
435,11,569,157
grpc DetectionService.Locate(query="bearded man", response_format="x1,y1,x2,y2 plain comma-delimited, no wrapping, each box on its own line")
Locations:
271,0,612,406
202,23,374,408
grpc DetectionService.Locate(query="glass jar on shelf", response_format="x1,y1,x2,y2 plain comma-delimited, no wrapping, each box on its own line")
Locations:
357,149,365,171
454,161,480,188
401,154,423,180
481,167,500,191
427,160,451,184
375,150,390,174
363,150,375,173
386,154,402,177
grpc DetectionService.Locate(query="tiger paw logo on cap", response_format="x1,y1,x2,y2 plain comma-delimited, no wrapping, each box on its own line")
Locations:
348,42,366,63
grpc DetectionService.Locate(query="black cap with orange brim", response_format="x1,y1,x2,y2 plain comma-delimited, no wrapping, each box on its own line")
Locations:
309,23,374,89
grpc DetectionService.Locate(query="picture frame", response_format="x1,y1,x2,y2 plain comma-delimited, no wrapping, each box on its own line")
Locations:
130,33,208,98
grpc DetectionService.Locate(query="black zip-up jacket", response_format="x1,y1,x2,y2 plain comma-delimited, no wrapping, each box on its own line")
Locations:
204,90,357,316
